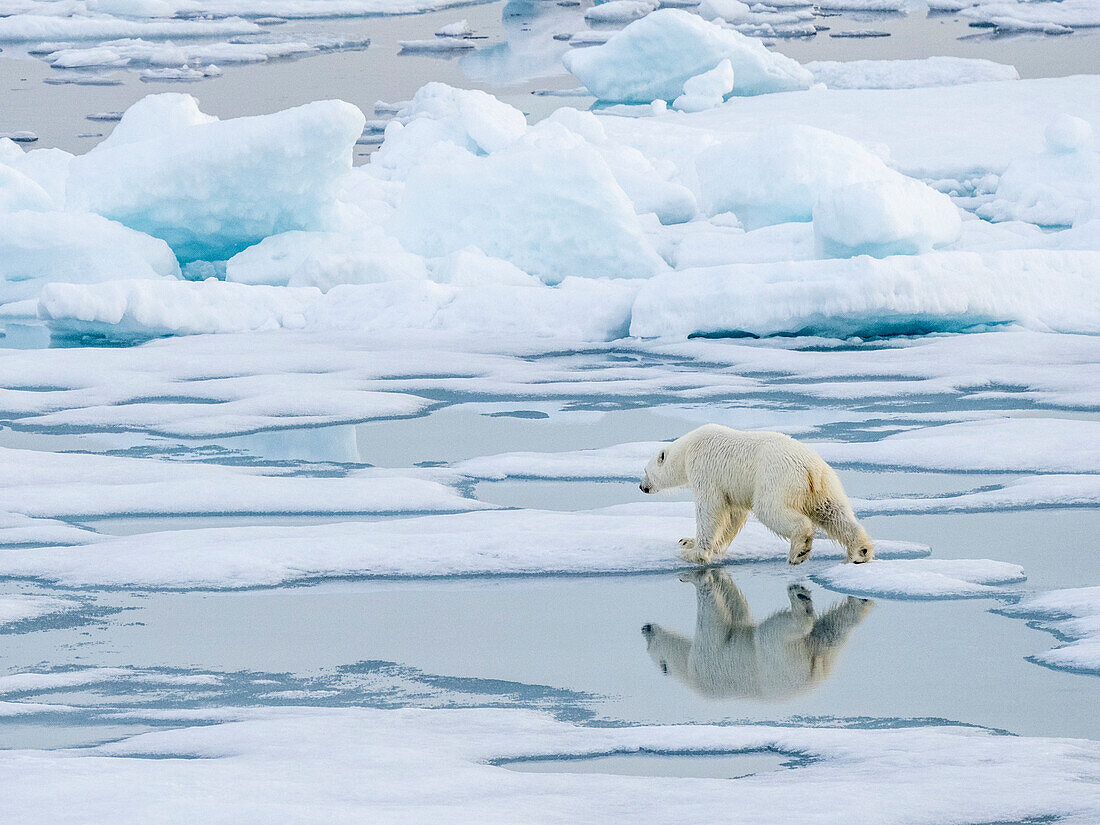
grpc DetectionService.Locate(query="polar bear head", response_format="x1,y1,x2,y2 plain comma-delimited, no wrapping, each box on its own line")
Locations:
640,443,686,493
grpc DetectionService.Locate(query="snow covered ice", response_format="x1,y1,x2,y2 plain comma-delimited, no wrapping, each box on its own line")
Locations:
562,10,812,103
1,2,1100,821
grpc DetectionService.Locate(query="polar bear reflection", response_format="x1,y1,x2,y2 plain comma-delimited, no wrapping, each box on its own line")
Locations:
642,571,872,701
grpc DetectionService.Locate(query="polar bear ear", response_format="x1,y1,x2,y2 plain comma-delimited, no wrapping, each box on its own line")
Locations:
657,449,666,465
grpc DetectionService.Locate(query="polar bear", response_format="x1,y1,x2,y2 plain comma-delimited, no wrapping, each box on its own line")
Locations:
639,424,873,565
642,570,873,701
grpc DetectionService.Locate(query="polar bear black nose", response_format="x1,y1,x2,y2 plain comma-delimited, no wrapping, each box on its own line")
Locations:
642,623,653,634
640,482,652,493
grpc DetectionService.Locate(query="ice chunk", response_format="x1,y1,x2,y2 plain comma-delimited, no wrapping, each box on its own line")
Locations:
3,146,72,205
436,19,472,36
978,116,1099,227
0,164,55,212
37,275,641,342
629,250,1100,338
695,126,896,226
225,229,427,291
806,56,1019,89
543,107,698,224
561,9,812,103
673,58,735,112
398,38,475,53
38,278,320,337
391,126,667,283
1000,587,1100,675
0,211,179,303
697,0,751,21
1045,114,1094,154
813,176,963,257
428,247,541,287
94,92,217,150
371,82,527,180
961,0,1100,31
815,558,1026,599
139,64,222,81
66,94,365,261
583,0,658,23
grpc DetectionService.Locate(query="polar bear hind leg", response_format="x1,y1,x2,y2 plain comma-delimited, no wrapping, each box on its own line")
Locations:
814,498,874,564
756,502,816,565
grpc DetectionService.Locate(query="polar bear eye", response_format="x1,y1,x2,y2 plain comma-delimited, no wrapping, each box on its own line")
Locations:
657,450,666,465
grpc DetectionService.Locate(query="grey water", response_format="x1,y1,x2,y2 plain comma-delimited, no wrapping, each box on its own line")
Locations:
1,0,1099,764
2,0,1099,154
0,393,1097,753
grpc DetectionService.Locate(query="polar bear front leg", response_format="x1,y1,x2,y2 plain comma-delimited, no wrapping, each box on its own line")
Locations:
680,490,726,564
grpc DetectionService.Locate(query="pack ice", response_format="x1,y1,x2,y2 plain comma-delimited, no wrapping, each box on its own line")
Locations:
3,71,1100,341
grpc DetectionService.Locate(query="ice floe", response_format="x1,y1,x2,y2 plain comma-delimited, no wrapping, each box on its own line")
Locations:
815,558,1027,599
0,447,486,520
0,594,81,626
3,706,1100,824
1000,586,1100,675
805,56,1019,89
814,418,1100,473
561,9,812,103
0,504,928,588
629,251,1100,338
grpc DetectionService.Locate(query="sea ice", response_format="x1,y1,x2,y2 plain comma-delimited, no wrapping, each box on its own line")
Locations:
370,82,528,180
815,558,1027,599
225,229,428,291
0,504,927,588
672,58,735,112
813,417,1100,473
66,94,365,261
0,446,485,521
960,0,1100,31
0,594,82,626
2,706,1099,824
583,0,658,23
561,9,812,103
0,164,55,213
601,75,1100,181
629,250,1100,338
806,56,1019,89
1000,587,1100,675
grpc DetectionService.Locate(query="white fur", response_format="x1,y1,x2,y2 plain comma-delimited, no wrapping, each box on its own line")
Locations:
640,424,874,565
642,570,873,700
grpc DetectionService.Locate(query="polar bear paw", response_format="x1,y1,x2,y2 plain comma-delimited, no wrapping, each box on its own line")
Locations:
678,537,695,549
678,544,710,565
